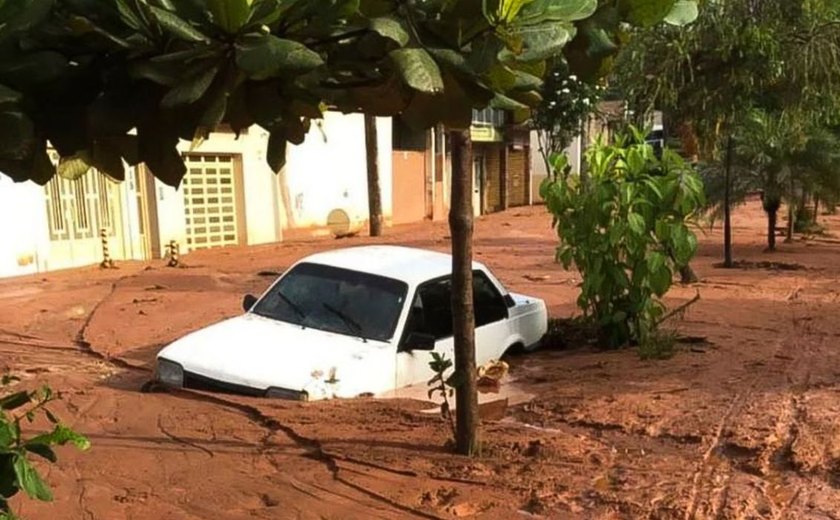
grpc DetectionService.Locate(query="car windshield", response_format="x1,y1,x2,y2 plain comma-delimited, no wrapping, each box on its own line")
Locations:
251,262,408,342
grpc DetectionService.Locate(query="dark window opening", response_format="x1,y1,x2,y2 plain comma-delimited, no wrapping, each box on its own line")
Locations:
401,271,509,347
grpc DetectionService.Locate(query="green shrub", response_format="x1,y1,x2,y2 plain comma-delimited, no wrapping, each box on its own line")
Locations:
1,375,90,519
541,126,705,349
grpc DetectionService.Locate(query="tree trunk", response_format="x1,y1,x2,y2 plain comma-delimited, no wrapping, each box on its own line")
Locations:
814,196,819,221
448,129,479,456
767,207,777,251
785,178,795,243
723,135,734,267
364,115,384,237
785,202,794,242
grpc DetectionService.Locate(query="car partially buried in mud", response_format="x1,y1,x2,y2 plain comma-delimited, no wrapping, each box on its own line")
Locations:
154,245,547,401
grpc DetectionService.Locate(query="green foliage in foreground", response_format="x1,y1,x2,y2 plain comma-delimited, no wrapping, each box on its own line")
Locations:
0,0,697,187
1,375,90,520
542,127,705,349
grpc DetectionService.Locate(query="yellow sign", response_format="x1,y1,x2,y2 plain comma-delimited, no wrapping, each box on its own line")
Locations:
470,126,503,142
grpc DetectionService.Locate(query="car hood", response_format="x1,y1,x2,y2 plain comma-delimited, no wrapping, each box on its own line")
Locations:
157,313,391,397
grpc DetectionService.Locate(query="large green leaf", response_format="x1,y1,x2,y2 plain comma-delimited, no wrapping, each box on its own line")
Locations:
207,0,251,33
161,64,219,107
24,444,57,463
664,0,698,26
57,152,92,180
0,453,17,500
0,391,30,411
518,0,597,24
235,35,324,79
467,35,504,73
0,84,21,106
486,64,517,91
247,0,299,29
114,0,146,31
618,0,676,27
489,93,528,111
26,425,91,451
0,0,54,43
368,16,409,46
506,22,576,62
13,455,53,502
266,130,286,172
0,51,68,88
90,141,126,181
390,48,444,94
138,123,186,187
148,5,210,42
0,110,34,157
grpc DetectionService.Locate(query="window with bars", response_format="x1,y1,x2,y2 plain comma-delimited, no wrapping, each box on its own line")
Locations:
471,108,506,127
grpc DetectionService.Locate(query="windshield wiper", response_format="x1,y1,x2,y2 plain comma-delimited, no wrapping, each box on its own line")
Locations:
322,303,367,342
277,292,307,323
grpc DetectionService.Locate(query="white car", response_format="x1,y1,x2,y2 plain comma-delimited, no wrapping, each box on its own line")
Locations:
155,246,547,401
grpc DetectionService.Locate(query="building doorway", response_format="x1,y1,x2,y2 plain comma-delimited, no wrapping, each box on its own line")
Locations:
472,153,485,217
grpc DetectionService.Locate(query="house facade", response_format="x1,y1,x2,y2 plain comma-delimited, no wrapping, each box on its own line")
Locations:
0,109,539,279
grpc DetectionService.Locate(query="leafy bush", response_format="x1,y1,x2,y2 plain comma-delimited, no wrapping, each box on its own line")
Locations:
1,375,90,519
541,127,705,349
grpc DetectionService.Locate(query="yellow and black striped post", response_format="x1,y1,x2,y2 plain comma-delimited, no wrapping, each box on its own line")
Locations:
99,228,115,269
166,239,180,268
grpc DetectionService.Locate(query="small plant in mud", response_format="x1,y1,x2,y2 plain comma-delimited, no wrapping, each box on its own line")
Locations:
1,374,90,519
637,329,677,360
427,353,457,440
542,126,705,352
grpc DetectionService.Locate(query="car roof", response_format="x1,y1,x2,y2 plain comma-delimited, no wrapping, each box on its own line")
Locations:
298,245,485,285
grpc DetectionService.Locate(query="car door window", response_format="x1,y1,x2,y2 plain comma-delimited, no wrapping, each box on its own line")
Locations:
473,272,508,326
402,272,507,346
405,278,453,341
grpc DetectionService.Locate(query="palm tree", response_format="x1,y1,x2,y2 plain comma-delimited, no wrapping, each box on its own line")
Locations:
702,110,840,250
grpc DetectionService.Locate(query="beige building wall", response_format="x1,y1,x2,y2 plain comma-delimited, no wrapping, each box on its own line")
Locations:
283,113,393,232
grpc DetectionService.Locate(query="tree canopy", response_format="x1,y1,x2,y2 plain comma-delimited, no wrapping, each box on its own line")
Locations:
0,0,697,188
615,0,840,151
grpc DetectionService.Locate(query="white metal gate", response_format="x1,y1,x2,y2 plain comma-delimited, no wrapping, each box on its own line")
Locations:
43,167,124,270
182,154,242,250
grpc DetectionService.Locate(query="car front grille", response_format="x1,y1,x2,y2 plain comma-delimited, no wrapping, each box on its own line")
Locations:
182,371,307,401
182,371,265,397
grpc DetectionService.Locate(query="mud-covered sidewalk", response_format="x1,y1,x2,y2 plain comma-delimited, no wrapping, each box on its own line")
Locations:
2,200,839,519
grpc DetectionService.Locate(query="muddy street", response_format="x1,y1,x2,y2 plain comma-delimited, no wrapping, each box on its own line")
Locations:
2,200,840,519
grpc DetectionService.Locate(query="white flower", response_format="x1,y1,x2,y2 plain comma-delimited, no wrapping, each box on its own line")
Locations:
562,88,570,94
583,99,590,105
569,75,578,81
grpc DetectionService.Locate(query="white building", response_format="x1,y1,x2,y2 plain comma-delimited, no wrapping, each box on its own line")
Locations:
0,109,542,279
0,113,394,278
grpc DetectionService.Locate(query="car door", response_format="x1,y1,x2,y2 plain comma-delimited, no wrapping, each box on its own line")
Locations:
396,277,455,387
396,272,512,388
472,271,512,365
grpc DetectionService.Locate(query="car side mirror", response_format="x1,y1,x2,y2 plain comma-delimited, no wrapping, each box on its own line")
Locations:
242,294,258,312
405,332,435,351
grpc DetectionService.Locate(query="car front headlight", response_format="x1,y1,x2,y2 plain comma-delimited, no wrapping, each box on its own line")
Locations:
156,358,184,387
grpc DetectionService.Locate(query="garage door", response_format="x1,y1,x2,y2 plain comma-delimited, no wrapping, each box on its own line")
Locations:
182,154,243,250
